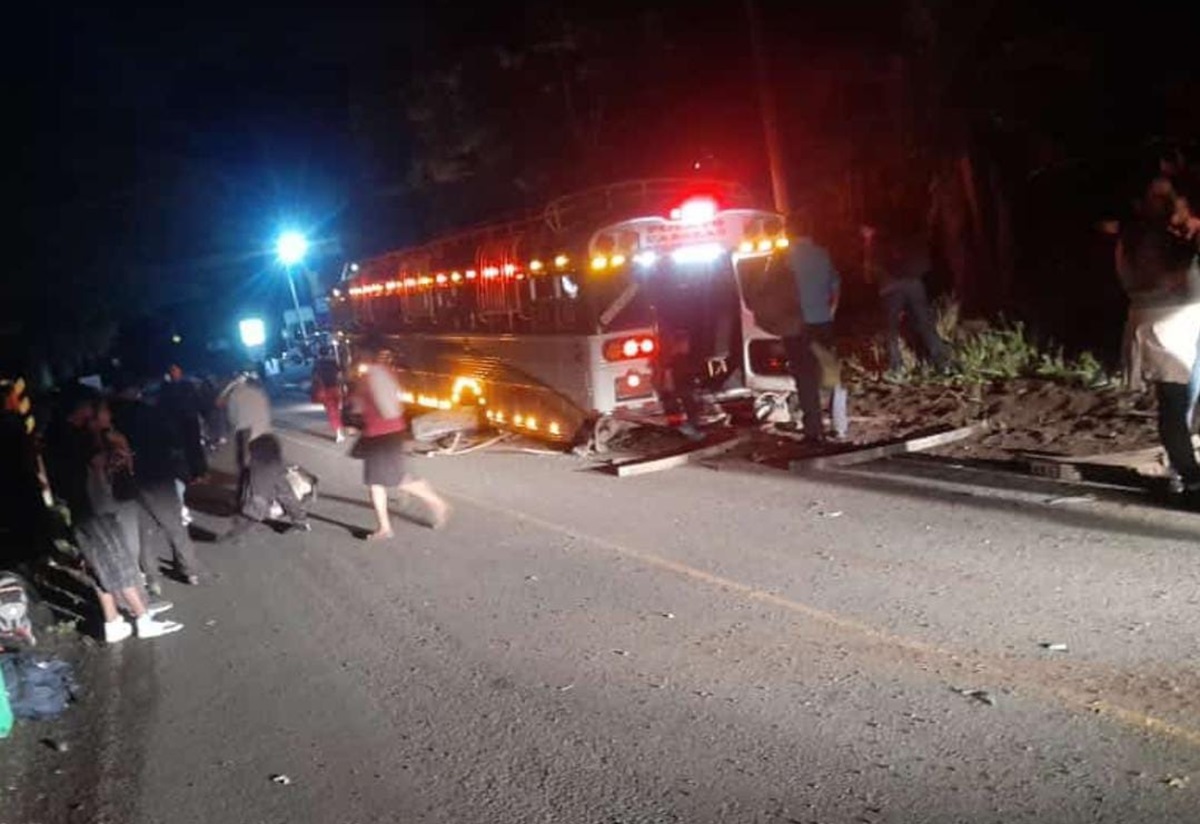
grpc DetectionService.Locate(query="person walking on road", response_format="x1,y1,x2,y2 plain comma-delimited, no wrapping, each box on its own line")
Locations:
311,352,346,443
351,339,448,539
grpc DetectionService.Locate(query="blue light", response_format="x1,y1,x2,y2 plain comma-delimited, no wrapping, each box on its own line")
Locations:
239,318,267,348
276,231,309,266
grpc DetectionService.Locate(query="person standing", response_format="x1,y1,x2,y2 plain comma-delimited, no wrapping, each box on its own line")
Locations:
160,364,207,481
43,391,183,643
311,353,346,443
351,339,448,539
863,220,949,374
1118,176,1200,500
219,370,273,475
783,217,846,444
110,377,203,587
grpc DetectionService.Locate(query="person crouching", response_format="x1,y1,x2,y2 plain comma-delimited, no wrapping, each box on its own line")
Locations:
221,434,310,542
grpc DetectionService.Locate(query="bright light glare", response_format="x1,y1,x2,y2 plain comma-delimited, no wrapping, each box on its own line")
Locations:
670,243,724,265
677,197,717,225
634,251,658,267
239,318,267,347
276,231,309,265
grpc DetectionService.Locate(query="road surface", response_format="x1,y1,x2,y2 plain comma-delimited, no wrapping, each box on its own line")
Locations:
7,399,1200,823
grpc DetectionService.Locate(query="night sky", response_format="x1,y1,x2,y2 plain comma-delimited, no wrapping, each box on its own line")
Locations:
7,2,1196,369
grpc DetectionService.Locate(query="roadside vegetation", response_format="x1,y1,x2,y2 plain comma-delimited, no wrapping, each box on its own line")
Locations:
849,297,1112,389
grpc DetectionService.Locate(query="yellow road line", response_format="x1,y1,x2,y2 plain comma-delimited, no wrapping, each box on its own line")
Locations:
278,419,1200,749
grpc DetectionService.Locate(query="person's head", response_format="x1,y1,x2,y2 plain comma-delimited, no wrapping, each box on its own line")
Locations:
61,389,97,429
168,364,184,382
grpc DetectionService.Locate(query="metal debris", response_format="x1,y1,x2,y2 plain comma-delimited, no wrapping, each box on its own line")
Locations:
954,687,996,706
1045,494,1097,506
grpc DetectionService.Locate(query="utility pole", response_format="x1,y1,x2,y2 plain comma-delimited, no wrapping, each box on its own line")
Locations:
745,0,789,216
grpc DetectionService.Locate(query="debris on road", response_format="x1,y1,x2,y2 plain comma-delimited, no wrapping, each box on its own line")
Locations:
1163,775,1190,789
525,575,539,582
612,431,747,477
1044,494,1097,507
270,774,293,786
954,687,997,706
661,612,675,619
789,423,988,472
557,684,574,692
40,738,69,753
1039,642,1069,652
612,649,630,656
821,510,844,519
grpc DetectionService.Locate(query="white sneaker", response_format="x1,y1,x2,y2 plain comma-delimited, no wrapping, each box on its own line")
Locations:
181,506,194,527
147,599,174,617
136,615,184,639
335,430,346,443
104,618,133,644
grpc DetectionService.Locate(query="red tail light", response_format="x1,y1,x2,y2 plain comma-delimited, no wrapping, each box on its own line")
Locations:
603,336,656,362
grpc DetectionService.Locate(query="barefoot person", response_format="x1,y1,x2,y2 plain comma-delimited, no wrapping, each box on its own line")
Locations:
351,338,448,539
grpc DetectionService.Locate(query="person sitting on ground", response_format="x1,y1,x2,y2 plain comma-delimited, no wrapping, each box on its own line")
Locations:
43,390,183,643
220,433,310,543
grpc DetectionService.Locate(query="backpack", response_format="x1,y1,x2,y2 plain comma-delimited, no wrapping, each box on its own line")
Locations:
0,574,34,649
0,652,77,720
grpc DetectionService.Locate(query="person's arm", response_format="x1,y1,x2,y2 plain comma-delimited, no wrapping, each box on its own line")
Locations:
828,255,841,318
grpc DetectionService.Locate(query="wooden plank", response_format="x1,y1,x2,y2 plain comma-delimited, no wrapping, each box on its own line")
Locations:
614,432,747,478
789,423,988,472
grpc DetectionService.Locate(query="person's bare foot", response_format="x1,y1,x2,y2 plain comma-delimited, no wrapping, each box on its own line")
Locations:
427,499,450,530
365,529,394,541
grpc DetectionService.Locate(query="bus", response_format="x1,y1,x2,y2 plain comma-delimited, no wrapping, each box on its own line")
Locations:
331,179,792,444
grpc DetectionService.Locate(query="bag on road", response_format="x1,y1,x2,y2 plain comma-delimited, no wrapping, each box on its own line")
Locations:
0,652,78,720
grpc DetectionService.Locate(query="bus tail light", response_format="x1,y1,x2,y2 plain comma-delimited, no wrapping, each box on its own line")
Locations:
616,370,654,402
603,336,656,362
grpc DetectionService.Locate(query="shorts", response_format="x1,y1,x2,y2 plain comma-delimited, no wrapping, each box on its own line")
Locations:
356,432,410,487
75,514,141,594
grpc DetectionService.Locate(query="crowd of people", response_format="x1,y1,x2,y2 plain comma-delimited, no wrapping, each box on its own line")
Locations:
0,346,456,645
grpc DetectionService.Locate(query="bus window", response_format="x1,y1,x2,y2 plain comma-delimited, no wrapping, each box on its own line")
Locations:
582,265,653,333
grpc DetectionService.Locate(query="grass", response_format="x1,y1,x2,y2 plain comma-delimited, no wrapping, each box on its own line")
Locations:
847,296,1111,389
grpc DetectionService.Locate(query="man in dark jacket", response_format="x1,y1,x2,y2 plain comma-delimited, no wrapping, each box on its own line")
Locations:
111,377,202,587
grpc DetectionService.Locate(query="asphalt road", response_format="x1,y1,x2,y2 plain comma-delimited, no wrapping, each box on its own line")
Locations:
12,399,1200,824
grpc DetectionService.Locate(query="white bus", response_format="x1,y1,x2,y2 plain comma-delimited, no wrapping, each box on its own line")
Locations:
332,179,791,443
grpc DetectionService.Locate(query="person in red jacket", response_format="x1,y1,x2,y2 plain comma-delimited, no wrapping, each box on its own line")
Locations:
351,339,449,539
310,352,345,443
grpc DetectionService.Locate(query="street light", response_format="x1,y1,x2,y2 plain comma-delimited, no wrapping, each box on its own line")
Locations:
275,231,309,343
